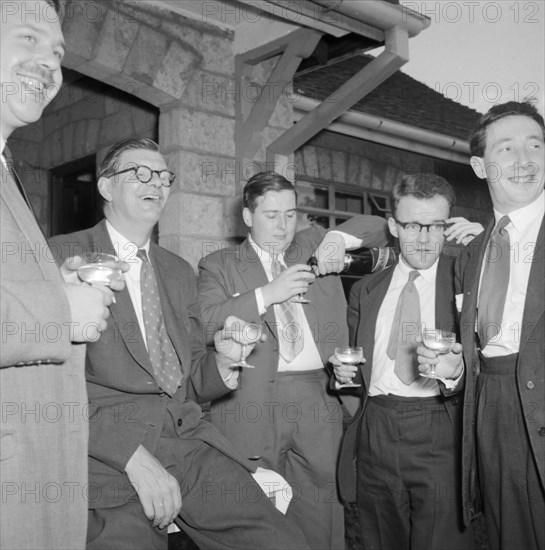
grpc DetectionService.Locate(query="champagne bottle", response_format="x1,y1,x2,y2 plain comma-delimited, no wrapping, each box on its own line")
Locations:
308,247,397,276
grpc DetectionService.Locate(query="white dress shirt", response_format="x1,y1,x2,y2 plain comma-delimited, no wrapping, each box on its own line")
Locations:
369,259,441,397
105,221,149,347
480,191,545,357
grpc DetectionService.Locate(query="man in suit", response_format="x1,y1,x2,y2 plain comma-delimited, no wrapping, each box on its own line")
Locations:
1,2,115,548
419,101,545,550
49,139,310,550
197,171,389,550
336,174,475,550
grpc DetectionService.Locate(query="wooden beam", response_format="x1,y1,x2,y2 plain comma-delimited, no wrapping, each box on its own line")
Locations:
235,27,322,160
266,26,409,163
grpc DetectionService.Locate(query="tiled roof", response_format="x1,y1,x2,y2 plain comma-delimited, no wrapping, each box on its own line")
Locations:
294,55,481,141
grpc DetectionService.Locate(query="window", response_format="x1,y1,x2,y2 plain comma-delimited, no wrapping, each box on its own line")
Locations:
295,177,391,230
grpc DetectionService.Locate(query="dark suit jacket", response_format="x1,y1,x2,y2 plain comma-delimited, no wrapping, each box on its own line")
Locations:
49,220,253,509
456,217,545,526
198,217,388,458
338,254,463,504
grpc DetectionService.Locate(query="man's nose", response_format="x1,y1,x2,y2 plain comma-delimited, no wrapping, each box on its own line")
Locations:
277,215,287,230
417,226,431,242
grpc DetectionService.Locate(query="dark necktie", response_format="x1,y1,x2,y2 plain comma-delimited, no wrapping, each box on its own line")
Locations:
271,257,304,362
2,145,33,210
137,249,182,396
386,270,421,385
478,216,511,348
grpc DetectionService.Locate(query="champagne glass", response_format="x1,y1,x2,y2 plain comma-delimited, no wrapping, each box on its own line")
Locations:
77,252,125,286
334,346,363,388
420,329,456,378
230,322,262,368
271,260,311,304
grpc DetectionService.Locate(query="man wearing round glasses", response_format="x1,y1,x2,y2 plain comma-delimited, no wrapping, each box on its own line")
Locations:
48,139,311,550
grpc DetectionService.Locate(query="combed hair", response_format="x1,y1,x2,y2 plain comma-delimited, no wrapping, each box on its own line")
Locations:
469,101,545,157
391,173,455,216
98,138,160,179
242,171,296,212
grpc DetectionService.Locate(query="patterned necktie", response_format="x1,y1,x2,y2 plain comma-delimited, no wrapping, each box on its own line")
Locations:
386,270,421,385
478,216,511,348
137,249,182,396
271,257,304,362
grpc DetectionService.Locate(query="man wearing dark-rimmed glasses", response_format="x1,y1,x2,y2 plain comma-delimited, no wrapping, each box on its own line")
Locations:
48,138,311,550
335,173,482,550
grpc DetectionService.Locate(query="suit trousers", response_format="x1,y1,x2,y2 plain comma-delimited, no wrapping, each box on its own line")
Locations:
476,353,545,550
357,395,473,550
255,369,345,550
86,439,309,550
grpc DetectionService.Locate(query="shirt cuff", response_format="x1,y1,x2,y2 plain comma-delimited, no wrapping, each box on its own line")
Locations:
438,366,464,390
329,230,363,250
255,288,267,316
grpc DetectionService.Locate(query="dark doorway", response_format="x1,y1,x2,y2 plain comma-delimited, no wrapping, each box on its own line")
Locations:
50,155,101,236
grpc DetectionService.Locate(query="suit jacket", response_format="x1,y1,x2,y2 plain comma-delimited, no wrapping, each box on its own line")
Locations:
197,217,389,458
1,162,88,549
49,220,254,509
338,254,463,504
456,217,545,526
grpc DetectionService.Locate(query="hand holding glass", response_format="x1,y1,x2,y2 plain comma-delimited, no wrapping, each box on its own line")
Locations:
230,322,263,369
334,346,363,388
421,329,456,378
77,253,125,286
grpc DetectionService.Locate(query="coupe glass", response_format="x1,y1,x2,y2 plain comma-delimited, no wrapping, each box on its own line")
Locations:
420,329,456,378
230,322,262,368
334,346,363,388
77,252,124,286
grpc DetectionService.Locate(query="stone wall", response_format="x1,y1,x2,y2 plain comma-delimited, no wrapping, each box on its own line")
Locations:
296,130,493,226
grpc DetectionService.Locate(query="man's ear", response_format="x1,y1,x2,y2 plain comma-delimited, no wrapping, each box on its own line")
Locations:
97,176,113,202
470,156,487,179
242,207,252,228
387,216,398,239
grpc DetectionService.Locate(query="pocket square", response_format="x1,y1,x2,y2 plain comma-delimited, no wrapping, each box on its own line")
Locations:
455,293,464,312
232,292,240,297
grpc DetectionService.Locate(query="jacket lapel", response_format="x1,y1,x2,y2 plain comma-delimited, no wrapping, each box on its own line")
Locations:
358,268,395,388
435,255,458,334
519,218,545,355
91,222,153,374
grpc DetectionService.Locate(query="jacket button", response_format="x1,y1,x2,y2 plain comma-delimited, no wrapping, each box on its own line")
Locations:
177,419,182,427
527,381,535,390
539,427,545,437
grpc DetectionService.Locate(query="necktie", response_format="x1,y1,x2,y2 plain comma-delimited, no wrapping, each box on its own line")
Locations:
3,145,33,210
137,250,182,395
271,258,304,362
386,270,421,385
478,216,511,348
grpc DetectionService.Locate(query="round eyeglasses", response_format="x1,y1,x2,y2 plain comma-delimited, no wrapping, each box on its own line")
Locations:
394,218,448,234
105,165,176,187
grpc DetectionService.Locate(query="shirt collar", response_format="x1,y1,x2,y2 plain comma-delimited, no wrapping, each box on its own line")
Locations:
493,190,545,234
105,219,150,263
248,234,284,264
397,255,439,285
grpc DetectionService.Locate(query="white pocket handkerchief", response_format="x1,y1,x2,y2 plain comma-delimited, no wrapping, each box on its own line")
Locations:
455,293,464,313
232,292,240,297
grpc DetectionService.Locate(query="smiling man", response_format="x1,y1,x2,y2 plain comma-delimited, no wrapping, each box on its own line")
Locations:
421,101,545,550
1,2,115,548
48,140,314,550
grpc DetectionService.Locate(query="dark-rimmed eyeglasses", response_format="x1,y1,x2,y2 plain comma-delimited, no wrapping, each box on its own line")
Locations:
394,218,448,234
105,165,176,187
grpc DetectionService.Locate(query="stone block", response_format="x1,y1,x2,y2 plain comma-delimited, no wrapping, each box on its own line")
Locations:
165,150,236,196
223,196,244,237
61,122,76,162
165,108,234,157
125,27,168,85
161,193,224,238
154,42,200,100
183,72,235,117
94,8,139,72
99,111,135,144
62,1,107,60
